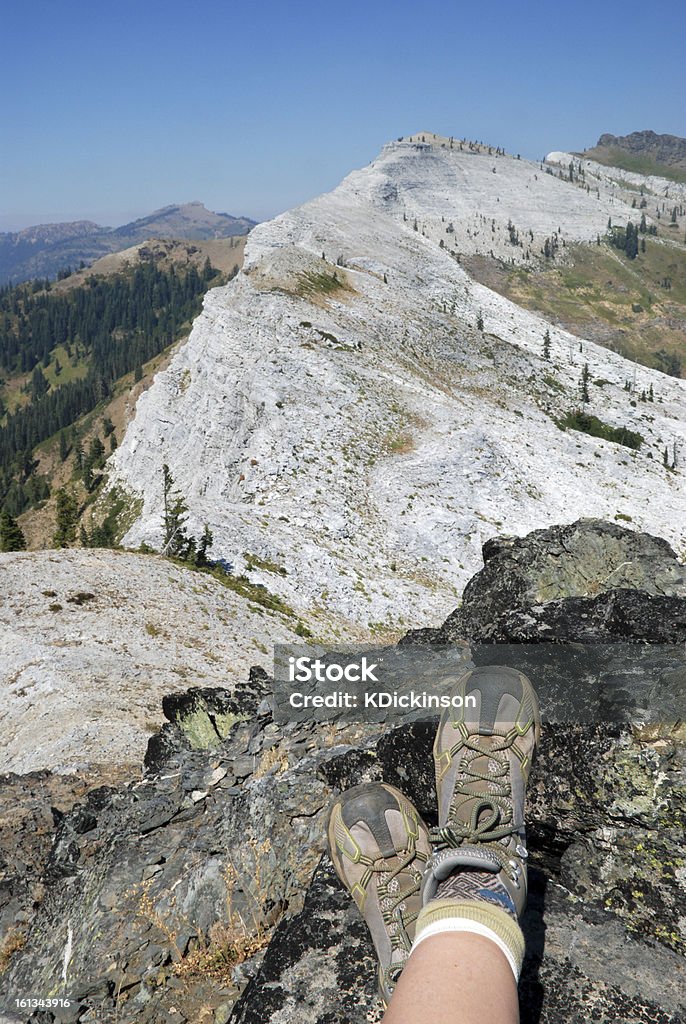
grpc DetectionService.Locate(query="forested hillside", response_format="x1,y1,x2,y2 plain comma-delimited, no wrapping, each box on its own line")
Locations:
0,257,228,530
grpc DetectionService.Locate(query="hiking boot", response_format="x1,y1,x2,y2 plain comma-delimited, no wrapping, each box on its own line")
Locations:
422,665,540,917
327,782,432,1003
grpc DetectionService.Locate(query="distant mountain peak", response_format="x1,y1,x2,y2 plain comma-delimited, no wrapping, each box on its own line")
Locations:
0,204,256,285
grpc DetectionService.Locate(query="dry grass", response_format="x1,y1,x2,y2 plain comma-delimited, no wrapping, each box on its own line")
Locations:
129,837,282,991
173,839,277,986
253,746,289,778
0,927,27,974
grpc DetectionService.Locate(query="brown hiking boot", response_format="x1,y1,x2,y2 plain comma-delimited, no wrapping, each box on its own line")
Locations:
327,782,432,1003
422,665,541,918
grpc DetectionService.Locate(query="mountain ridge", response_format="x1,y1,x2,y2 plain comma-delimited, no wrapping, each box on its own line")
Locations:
106,131,686,635
0,202,256,284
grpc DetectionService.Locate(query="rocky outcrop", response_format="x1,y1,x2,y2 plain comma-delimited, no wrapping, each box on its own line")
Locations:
1,521,685,1023
405,518,686,643
595,130,686,170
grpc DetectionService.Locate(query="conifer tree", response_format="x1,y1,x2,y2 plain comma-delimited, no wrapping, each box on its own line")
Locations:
53,488,79,548
59,430,69,462
162,464,189,557
0,510,26,551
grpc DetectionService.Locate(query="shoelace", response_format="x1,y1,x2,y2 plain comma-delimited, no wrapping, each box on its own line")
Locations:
377,850,419,996
430,735,515,851
372,846,422,951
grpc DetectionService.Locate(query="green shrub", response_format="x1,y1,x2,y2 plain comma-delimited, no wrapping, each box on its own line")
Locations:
557,411,643,450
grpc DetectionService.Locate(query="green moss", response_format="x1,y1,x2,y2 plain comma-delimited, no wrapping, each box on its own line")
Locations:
179,709,243,750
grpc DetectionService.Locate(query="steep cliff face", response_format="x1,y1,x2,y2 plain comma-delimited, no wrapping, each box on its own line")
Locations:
108,134,686,633
2,521,685,1024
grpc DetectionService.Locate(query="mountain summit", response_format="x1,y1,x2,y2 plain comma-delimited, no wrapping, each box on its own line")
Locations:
108,131,686,635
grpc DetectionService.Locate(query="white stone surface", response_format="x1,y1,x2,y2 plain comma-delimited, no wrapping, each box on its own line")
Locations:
0,549,304,772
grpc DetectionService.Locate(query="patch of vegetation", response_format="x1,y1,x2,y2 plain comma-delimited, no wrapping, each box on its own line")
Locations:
172,839,281,985
556,410,644,450
293,270,346,298
172,557,301,621
0,926,26,974
245,552,288,576
385,430,415,455
485,242,686,376
0,260,222,518
543,374,565,393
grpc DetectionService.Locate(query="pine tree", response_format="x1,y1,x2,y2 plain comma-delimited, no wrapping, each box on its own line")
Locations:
53,488,79,548
625,222,638,260
87,436,105,469
580,363,590,403
31,366,49,400
162,464,189,556
543,329,551,360
195,524,213,567
476,312,484,332
0,510,26,551
59,430,70,462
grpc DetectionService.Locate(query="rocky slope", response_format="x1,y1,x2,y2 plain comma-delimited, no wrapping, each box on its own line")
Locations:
0,549,311,774
108,132,686,635
1,520,685,1024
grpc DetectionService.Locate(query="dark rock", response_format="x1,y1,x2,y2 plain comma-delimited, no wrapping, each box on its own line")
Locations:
405,519,686,645
594,130,686,171
230,859,381,1024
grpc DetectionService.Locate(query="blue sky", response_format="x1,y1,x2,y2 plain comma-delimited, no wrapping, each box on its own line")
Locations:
2,0,685,230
